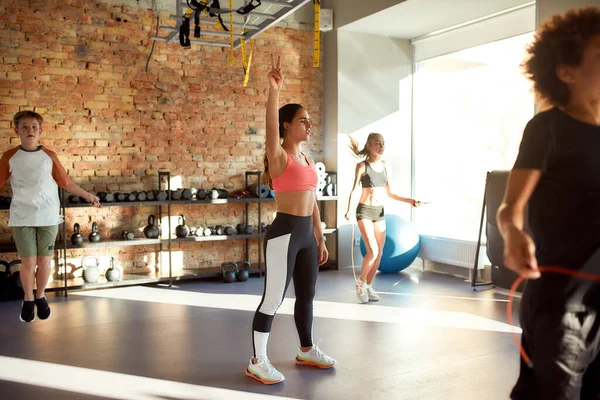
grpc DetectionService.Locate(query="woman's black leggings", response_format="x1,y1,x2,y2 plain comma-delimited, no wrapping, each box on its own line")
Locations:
252,212,318,358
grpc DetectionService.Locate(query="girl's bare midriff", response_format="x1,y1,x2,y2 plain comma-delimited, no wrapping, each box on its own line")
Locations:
274,191,315,217
358,187,387,207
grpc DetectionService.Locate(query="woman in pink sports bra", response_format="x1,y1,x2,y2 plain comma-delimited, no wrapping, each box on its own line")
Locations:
245,55,336,385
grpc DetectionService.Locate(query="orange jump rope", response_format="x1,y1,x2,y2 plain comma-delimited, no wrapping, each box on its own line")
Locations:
506,265,600,368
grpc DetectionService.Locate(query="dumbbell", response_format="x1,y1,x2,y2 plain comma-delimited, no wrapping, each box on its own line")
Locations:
236,223,246,234
97,192,115,202
196,189,207,200
115,193,127,202
171,190,182,201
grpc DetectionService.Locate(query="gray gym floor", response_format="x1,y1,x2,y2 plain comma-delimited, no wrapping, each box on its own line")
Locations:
0,266,521,399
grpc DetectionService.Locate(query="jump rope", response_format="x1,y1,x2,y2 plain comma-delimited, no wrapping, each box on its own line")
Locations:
506,265,600,368
347,204,600,369
348,201,431,287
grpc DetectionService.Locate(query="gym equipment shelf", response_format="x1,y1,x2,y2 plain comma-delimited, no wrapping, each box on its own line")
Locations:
0,170,339,296
63,196,337,208
44,265,265,291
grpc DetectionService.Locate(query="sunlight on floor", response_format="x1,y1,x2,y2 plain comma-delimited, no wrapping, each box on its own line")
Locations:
0,356,294,400
74,286,522,334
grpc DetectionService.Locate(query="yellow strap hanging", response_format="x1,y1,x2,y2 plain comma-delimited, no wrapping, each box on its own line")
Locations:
242,38,255,87
313,0,320,68
229,0,234,65
241,38,248,70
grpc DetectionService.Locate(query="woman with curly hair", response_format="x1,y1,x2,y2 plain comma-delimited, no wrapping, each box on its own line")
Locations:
497,6,600,399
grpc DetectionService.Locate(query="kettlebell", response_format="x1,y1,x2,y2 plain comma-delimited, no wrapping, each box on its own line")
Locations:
89,222,101,243
221,262,238,283
105,257,121,282
143,215,160,239
71,223,84,245
0,260,9,296
237,261,250,282
7,259,22,291
175,215,189,238
81,256,100,283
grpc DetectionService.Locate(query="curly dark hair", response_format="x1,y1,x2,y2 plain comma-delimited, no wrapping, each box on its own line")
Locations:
523,6,600,107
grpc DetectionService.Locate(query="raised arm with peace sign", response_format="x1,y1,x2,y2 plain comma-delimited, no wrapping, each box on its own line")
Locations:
268,54,284,91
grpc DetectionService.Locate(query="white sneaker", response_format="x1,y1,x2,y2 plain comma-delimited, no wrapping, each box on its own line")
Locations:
246,357,285,385
356,281,369,303
295,339,336,369
366,285,380,301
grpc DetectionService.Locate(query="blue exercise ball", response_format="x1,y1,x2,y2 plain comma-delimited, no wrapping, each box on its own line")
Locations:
359,214,420,273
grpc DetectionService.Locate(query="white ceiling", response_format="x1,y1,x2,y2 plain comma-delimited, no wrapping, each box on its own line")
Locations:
341,0,535,39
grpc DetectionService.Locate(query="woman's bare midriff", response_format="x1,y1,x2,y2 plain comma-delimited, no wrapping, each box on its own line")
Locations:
358,187,387,206
274,190,315,216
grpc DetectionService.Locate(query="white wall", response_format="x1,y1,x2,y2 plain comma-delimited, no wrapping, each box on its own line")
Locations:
319,0,409,269
335,31,413,269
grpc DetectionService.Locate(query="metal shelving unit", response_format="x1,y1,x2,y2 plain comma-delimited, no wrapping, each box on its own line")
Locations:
1,170,339,297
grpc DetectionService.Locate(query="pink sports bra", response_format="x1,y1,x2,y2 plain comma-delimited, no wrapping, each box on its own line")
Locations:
271,150,318,193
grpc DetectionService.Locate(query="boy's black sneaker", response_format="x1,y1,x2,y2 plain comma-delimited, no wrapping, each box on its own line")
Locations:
20,300,35,323
35,296,52,320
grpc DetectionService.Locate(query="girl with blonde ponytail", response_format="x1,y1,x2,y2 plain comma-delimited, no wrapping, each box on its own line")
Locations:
345,133,422,303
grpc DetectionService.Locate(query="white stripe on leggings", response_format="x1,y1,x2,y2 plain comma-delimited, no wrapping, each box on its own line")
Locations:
259,233,291,316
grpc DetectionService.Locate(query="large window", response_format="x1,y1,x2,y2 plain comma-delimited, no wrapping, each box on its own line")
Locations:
413,32,535,241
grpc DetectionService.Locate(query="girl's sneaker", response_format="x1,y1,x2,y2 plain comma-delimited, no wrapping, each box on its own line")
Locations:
19,300,35,323
246,357,285,385
295,340,336,369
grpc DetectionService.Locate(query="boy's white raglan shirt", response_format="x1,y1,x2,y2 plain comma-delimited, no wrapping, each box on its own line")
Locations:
0,146,71,227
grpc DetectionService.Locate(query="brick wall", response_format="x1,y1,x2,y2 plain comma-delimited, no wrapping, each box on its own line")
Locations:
0,0,323,276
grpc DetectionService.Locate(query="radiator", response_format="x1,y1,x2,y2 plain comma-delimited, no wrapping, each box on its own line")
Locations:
419,235,485,269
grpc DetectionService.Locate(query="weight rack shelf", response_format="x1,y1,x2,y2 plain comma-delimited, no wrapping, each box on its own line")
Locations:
62,196,338,208
45,266,266,292
1,171,339,296
48,228,339,250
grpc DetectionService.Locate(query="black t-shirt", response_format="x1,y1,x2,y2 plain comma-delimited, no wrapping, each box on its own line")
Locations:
514,107,600,306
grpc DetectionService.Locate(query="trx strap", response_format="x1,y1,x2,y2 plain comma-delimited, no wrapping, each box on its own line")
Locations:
194,9,201,37
313,0,320,67
237,0,261,14
180,8,193,48
241,37,255,86
209,0,230,32
188,0,208,10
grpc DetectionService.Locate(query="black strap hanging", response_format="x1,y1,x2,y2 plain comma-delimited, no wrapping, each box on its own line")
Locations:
194,9,201,37
179,10,192,47
236,0,261,15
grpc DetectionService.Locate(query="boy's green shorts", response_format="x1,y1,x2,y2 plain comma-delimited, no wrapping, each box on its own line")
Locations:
12,226,59,257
